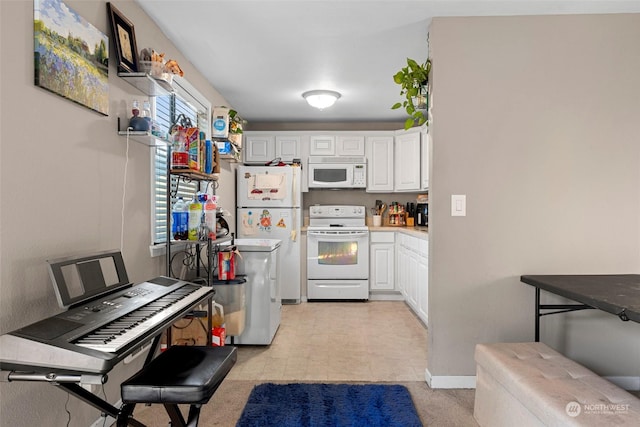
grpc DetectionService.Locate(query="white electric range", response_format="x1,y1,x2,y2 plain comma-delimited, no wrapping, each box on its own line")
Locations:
306,205,369,300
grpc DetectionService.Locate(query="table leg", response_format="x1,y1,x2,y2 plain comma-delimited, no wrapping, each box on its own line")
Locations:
535,287,541,342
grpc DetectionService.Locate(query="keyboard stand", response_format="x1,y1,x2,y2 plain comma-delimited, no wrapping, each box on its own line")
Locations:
3,333,164,426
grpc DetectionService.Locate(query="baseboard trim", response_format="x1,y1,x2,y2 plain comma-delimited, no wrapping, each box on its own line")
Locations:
368,292,405,301
425,369,476,389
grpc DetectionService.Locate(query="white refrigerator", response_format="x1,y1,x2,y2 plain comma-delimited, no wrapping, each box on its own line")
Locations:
236,165,302,303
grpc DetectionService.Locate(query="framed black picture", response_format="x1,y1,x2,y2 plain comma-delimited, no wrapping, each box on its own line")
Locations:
107,2,138,73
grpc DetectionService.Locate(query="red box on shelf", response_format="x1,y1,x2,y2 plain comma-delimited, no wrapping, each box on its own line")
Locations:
211,327,226,346
218,251,236,280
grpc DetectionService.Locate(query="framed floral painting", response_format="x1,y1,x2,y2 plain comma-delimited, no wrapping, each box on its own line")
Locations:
34,0,109,115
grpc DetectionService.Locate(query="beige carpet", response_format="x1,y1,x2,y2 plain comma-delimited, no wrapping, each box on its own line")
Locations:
125,302,477,426
129,379,477,426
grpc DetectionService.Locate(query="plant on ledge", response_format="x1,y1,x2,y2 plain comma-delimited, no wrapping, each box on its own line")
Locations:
391,58,431,130
228,109,244,161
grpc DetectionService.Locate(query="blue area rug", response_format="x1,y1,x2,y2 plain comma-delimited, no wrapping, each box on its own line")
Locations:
236,383,422,427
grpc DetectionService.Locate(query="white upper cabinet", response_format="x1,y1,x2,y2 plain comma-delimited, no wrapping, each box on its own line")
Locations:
337,135,365,156
366,135,394,192
420,127,429,190
309,135,336,156
243,133,300,164
365,127,426,193
276,135,301,163
309,134,365,157
243,134,275,164
394,129,421,191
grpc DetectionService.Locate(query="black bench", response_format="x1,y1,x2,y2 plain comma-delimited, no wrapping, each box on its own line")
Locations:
116,345,237,427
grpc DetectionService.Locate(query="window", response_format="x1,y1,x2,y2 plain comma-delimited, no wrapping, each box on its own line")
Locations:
151,78,211,245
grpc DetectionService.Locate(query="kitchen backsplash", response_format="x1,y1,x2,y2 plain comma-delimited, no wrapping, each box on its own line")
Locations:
303,189,426,225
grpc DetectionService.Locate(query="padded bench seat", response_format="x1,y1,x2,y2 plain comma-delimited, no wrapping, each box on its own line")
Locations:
117,345,237,427
474,342,640,427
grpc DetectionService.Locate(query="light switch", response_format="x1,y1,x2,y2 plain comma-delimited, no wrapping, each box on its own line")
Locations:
451,195,466,216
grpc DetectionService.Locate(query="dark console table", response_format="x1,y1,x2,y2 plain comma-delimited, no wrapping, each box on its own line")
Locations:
520,274,640,341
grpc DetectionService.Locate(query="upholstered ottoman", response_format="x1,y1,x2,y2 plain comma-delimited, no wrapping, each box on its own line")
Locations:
474,342,640,426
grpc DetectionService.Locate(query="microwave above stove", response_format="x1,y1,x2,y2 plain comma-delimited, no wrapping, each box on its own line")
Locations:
308,156,366,189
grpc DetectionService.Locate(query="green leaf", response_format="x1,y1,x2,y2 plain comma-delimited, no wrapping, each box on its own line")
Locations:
404,118,414,130
406,105,415,115
391,102,402,110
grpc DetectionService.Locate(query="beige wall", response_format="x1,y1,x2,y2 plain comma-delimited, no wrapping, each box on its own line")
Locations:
0,1,236,425
428,14,640,384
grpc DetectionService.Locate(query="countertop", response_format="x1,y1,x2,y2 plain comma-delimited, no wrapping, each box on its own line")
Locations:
301,225,428,239
370,226,428,239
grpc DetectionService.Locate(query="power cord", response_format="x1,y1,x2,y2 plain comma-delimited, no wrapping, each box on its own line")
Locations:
120,128,132,256
65,392,71,426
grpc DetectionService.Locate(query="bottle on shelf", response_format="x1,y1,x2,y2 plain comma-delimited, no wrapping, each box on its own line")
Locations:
203,195,218,240
129,99,150,132
171,197,188,240
142,100,153,128
188,195,203,241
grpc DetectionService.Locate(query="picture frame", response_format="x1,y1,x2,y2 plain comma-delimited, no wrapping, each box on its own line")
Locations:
34,0,109,115
107,2,138,73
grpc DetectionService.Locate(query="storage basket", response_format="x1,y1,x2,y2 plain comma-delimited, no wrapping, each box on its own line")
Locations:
138,60,173,84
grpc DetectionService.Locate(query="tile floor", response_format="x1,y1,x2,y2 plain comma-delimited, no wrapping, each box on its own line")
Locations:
226,300,429,382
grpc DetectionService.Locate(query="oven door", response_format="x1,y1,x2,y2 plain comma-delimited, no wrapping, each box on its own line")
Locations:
307,230,369,279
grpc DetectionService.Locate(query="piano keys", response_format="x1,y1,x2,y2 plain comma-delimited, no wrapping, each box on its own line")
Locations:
0,277,213,375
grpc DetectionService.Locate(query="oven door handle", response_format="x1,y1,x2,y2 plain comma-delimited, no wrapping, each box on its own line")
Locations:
308,231,369,238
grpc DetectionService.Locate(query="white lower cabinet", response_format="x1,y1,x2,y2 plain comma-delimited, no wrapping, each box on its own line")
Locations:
396,237,409,297
370,232,395,291
417,239,428,324
393,231,428,326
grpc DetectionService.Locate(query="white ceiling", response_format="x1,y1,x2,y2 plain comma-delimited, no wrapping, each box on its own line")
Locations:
135,1,640,124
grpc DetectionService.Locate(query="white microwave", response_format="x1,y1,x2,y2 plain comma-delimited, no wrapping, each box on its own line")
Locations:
308,157,367,188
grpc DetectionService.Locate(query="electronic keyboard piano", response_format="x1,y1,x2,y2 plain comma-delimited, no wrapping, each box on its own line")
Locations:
0,276,213,375
0,250,218,423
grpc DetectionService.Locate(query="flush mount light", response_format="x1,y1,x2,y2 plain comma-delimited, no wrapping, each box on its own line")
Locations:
302,90,341,110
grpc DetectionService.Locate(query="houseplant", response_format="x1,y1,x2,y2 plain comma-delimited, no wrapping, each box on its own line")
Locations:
391,58,431,130
228,109,243,160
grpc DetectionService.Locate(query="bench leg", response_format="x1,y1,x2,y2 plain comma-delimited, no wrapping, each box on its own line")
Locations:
116,403,147,427
163,403,203,427
186,404,202,427
165,403,187,427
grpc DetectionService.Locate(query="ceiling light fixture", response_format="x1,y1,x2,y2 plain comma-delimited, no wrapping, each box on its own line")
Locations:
302,90,341,110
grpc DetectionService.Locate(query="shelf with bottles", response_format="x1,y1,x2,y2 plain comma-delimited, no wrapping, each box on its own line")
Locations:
117,128,169,147
170,168,219,181
169,234,232,246
117,99,170,147
118,72,174,96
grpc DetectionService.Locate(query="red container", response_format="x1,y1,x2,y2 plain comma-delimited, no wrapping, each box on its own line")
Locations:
172,151,189,168
218,251,236,280
211,327,226,346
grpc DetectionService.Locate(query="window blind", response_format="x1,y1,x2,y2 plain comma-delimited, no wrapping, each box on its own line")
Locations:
152,80,210,245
